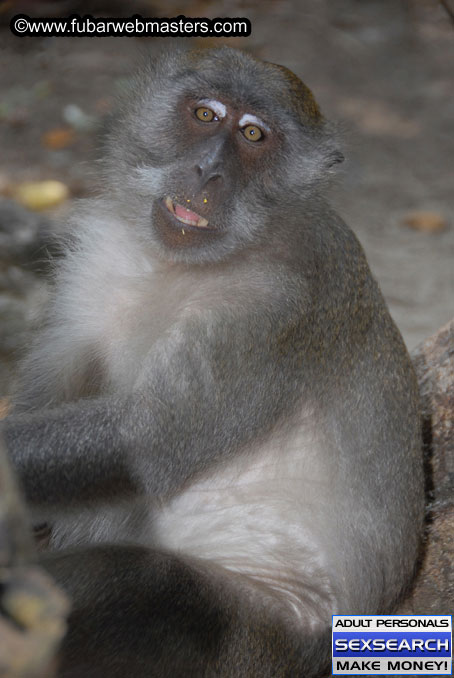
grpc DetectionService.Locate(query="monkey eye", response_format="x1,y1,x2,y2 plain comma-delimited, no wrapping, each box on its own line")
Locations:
195,107,218,123
241,124,263,142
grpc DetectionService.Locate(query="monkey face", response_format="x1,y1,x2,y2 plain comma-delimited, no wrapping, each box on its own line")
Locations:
103,47,343,264
150,93,281,255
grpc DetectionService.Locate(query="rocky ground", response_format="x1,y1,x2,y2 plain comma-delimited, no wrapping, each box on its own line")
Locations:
0,0,453,396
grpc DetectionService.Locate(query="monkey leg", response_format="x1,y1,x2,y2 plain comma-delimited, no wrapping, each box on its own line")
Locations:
42,544,332,678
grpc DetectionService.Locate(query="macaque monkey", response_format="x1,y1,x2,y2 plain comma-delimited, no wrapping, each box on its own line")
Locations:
4,47,424,677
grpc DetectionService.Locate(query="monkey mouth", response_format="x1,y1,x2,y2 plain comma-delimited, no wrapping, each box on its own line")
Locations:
164,197,210,229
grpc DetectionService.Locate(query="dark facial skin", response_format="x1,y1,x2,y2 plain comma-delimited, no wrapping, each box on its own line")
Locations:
152,96,281,252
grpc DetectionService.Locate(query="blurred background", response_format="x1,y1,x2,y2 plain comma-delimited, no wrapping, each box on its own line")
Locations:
0,0,453,399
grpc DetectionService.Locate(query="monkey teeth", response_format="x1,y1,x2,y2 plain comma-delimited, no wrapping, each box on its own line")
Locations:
165,197,209,228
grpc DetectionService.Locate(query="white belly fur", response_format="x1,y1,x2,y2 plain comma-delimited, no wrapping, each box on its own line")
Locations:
153,418,341,627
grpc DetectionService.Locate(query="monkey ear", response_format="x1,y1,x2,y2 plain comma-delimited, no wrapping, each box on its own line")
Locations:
327,150,345,168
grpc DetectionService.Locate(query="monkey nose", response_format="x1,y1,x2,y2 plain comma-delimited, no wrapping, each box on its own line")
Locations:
195,166,222,186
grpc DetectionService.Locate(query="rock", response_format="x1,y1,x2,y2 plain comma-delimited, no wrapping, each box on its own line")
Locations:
399,318,454,613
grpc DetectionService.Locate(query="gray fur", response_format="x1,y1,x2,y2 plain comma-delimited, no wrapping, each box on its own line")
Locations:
3,47,423,677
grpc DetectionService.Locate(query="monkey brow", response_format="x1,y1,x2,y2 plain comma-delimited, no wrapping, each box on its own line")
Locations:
238,113,270,132
197,99,227,119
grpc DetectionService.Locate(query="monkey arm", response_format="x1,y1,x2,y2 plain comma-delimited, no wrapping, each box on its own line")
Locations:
3,398,138,506
3,308,303,508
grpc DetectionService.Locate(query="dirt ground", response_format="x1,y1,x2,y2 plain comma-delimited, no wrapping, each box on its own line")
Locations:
0,0,453,352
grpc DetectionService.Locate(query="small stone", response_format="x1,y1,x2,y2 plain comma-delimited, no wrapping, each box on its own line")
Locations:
402,211,447,233
63,104,98,132
13,180,69,211
42,127,75,150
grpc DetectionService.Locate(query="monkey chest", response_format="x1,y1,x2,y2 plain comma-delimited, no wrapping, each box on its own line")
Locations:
91,273,189,391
